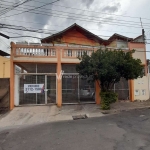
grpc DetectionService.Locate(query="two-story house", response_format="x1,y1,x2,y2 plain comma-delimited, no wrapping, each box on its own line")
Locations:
9,23,148,110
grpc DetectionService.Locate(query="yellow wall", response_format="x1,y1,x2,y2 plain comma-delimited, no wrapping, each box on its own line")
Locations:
0,56,10,78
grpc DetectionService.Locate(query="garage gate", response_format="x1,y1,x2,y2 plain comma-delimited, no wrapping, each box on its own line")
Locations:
18,74,56,105
15,63,57,105
61,64,129,103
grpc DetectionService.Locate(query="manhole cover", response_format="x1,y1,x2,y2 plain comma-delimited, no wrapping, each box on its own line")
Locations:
72,114,88,120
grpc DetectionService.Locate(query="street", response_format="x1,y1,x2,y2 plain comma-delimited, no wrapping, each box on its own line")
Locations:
0,108,150,150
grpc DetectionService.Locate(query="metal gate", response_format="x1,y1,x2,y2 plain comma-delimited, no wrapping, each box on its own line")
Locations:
62,73,95,103
18,74,56,105
112,78,129,100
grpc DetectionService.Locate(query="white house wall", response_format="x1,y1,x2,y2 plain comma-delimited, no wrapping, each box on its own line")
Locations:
134,76,149,100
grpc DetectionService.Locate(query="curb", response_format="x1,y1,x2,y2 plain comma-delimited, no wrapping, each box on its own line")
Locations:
101,106,150,115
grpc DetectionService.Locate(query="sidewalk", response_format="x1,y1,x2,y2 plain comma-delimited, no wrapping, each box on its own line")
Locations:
106,100,150,114
0,104,104,128
0,101,150,128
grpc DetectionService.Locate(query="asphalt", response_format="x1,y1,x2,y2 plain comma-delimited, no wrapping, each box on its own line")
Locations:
0,108,150,150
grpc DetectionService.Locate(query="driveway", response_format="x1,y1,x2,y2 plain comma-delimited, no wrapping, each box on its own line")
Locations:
0,108,150,150
0,104,104,128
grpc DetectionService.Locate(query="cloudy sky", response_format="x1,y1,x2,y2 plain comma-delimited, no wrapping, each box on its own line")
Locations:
0,0,150,58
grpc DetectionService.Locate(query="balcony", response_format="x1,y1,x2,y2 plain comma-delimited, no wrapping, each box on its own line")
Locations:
11,42,129,63
14,43,57,58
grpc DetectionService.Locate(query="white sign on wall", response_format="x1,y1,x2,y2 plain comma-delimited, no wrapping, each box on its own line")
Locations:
24,84,44,93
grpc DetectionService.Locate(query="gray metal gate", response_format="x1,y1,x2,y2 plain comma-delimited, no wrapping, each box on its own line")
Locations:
18,74,56,105
62,73,95,103
112,78,129,100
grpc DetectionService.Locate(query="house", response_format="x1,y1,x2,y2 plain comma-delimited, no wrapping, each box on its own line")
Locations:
0,50,10,78
9,23,148,110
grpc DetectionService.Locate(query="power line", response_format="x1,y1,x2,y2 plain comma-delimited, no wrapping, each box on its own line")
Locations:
1,2,150,33
0,0,33,16
0,0,60,18
1,3,150,27
1,23,141,40
1,9,149,29
0,3,148,26
2,0,150,21
0,18,141,35
0,23,56,34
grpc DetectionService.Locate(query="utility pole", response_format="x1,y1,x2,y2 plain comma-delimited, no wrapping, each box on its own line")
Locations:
142,29,146,43
140,17,146,43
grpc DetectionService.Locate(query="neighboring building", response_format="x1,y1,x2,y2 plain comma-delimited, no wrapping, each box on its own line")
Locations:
10,23,148,110
0,50,20,78
0,50,10,78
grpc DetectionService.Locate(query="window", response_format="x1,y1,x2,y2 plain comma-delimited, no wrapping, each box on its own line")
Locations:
135,89,140,96
141,89,146,95
67,50,72,57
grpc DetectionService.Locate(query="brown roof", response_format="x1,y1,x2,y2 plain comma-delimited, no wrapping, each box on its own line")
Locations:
41,23,104,44
41,23,141,45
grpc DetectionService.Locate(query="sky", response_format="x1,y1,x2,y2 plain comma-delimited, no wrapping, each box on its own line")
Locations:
0,0,150,58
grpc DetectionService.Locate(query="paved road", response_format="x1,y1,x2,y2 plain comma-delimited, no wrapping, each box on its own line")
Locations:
0,108,150,150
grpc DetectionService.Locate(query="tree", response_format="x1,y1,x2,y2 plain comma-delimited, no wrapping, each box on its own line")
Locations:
76,49,144,109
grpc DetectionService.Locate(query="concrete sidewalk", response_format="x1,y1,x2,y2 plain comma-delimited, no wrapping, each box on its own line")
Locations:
1,101,150,128
108,100,150,114
0,104,104,128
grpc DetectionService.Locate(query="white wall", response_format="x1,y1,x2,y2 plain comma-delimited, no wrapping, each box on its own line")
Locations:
134,76,149,100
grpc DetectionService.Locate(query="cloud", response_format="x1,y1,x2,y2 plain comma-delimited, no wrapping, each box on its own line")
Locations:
102,3,121,13
81,0,95,8
0,0,146,58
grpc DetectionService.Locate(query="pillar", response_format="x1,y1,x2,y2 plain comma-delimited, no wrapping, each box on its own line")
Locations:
57,48,62,107
129,80,134,101
10,42,15,110
95,80,101,104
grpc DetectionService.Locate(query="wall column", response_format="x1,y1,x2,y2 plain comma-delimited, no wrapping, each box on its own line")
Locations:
129,80,134,101
10,42,15,110
56,48,62,107
95,80,101,104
